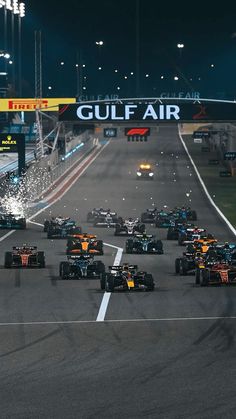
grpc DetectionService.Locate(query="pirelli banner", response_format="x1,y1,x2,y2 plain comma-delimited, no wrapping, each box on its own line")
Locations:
0,98,76,112
58,102,236,123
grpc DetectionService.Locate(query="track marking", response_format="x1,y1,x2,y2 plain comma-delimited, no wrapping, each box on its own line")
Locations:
1,316,236,326
0,230,16,241
178,126,236,236
96,245,123,322
26,224,122,322
27,220,43,227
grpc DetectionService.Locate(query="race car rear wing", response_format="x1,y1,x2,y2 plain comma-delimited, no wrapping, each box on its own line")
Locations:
13,246,37,250
109,265,138,271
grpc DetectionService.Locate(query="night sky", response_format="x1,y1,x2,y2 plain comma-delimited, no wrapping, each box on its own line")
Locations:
2,0,236,99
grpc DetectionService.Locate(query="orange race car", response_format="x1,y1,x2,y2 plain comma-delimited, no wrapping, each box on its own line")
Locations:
66,233,103,256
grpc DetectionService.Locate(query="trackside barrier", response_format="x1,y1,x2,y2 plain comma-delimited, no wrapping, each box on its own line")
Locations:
23,134,99,202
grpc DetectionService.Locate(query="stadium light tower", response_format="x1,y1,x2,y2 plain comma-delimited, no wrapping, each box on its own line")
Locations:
18,2,25,96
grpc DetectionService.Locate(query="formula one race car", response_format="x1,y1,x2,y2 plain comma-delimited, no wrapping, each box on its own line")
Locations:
100,263,155,292
44,216,82,239
178,227,208,246
175,238,216,277
114,217,145,236
4,245,45,268
167,221,194,240
126,233,163,254
87,208,117,223
136,163,154,179
197,262,236,286
59,254,105,280
93,210,119,228
0,212,26,229
155,210,177,228
66,233,103,255
172,206,197,222
140,208,160,223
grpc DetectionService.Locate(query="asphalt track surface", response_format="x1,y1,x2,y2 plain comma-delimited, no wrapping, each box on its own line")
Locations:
0,126,236,419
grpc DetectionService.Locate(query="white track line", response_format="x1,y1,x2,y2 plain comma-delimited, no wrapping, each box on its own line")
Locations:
96,245,123,322
28,222,123,322
0,230,16,241
178,126,236,236
0,315,236,326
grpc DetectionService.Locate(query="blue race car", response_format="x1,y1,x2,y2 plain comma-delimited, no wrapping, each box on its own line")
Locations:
126,233,163,254
59,254,105,279
44,216,82,239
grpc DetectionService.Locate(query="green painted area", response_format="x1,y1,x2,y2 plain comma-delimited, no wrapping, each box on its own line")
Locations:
184,136,236,228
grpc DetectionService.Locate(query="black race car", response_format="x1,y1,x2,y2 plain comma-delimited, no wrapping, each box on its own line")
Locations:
114,217,145,236
87,208,117,223
93,211,119,227
4,245,45,268
100,263,155,292
44,216,82,239
126,234,163,254
167,222,194,240
0,212,26,229
140,208,160,223
59,255,105,280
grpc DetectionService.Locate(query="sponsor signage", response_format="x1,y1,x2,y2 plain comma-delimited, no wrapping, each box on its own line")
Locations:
0,98,76,112
59,102,236,123
125,127,150,136
224,151,236,160
0,133,23,152
104,128,117,138
0,133,25,176
193,130,210,139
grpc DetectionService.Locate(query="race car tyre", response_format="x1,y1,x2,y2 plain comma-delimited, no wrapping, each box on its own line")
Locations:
44,220,50,232
47,227,54,239
126,239,133,254
59,262,70,279
106,275,114,292
155,240,163,254
37,251,45,268
4,252,13,268
179,258,188,275
20,220,26,230
190,211,197,221
141,213,148,223
144,274,154,291
201,269,210,286
175,258,180,274
139,223,146,233
114,225,121,236
95,261,105,274
195,268,201,285
100,273,106,290
97,240,104,255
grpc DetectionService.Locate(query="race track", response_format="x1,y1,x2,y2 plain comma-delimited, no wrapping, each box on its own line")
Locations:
0,125,236,419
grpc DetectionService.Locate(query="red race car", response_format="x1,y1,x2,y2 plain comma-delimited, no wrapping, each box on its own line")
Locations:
4,245,45,268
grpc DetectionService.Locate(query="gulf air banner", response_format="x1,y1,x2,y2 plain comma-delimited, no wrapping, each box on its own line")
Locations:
58,102,236,122
0,98,76,112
